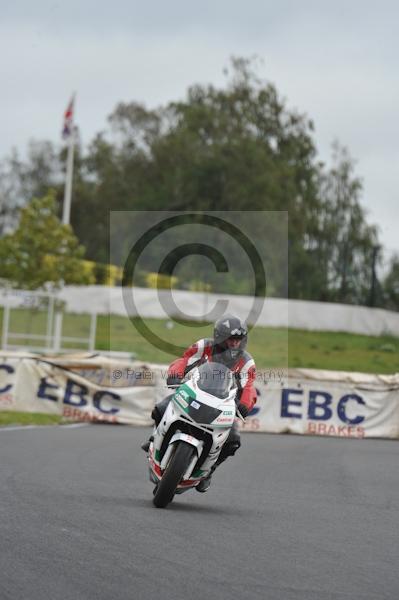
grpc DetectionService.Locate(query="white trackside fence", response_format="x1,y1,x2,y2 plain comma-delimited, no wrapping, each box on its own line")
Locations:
58,285,399,337
1,352,398,439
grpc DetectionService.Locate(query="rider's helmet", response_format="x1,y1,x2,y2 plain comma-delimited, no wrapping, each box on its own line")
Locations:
213,314,248,361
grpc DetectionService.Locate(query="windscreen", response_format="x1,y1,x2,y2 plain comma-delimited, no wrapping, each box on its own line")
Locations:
196,363,235,399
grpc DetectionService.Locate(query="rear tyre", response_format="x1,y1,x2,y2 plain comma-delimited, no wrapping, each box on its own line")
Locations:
153,442,194,508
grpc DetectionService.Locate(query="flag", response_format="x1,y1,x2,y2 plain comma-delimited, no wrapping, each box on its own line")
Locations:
62,95,75,139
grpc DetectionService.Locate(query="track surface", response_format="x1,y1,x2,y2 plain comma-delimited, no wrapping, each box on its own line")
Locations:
1,425,398,600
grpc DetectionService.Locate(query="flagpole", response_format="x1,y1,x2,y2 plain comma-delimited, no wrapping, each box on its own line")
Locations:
62,134,74,225
62,128,75,226
55,94,75,354
62,93,76,226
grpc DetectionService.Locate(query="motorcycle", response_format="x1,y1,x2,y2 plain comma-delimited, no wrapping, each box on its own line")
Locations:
145,362,241,508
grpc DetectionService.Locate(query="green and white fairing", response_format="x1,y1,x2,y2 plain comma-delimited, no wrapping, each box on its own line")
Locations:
172,380,236,428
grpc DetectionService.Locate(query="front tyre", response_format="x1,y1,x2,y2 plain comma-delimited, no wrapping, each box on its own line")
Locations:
153,442,194,508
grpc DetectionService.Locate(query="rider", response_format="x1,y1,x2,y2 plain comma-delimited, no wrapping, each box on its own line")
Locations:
142,314,257,493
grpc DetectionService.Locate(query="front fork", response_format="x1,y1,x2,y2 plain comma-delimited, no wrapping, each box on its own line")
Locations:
162,433,203,479
148,432,204,484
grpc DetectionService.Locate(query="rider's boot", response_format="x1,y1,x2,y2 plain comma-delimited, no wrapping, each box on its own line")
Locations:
141,435,153,453
196,437,240,493
196,464,217,493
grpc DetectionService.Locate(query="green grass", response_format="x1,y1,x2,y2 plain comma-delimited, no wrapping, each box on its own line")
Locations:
0,411,64,426
286,329,398,374
1,308,398,374
99,315,399,374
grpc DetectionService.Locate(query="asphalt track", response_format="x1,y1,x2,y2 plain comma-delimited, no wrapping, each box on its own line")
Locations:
1,425,398,600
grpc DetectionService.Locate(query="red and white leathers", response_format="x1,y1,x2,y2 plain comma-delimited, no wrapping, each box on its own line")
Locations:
168,337,257,416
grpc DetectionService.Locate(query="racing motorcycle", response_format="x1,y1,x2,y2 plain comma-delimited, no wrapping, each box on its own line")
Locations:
145,362,241,508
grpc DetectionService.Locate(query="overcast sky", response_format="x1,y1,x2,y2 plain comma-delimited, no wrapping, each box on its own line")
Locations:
1,0,398,262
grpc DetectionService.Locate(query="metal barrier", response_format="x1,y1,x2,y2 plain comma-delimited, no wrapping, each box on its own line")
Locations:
0,288,97,353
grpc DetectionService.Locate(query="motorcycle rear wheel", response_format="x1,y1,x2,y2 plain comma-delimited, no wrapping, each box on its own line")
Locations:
153,442,194,508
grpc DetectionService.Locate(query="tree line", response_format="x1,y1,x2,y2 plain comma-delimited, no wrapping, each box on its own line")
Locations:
0,58,397,309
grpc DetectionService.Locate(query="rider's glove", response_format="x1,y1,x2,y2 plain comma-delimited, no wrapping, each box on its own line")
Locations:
238,403,249,419
167,375,181,387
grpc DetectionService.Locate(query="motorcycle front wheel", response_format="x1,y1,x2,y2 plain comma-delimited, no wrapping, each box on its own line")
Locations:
153,442,194,508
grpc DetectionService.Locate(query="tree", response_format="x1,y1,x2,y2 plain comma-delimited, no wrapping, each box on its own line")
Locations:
382,255,399,310
316,143,379,304
0,157,20,236
103,57,319,297
0,191,92,290
0,141,62,238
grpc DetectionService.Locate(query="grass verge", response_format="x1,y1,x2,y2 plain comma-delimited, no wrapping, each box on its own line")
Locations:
0,411,64,427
